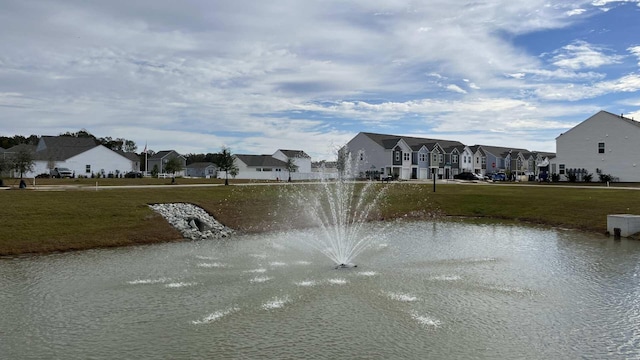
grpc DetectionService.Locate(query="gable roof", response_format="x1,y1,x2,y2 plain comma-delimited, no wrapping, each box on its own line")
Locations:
558,110,640,140
186,162,216,169
35,136,98,161
235,154,287,167
476,145,529,158
359,132,465,151
277,149,310,158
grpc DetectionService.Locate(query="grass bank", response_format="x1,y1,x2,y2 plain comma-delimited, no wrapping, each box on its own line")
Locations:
1,182,639,256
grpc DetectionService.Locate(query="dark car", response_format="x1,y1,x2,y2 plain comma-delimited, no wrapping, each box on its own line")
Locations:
125,171,143,178
454,172,478,180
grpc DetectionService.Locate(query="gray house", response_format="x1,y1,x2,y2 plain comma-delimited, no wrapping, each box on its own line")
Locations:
147,150,186,176
186,162,217,178
346,132,465,180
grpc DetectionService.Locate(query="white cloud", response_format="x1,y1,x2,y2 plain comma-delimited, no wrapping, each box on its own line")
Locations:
566,8,587,16
446,84,467,94
629,46,640,66
1,0,639,158
550,40,623,70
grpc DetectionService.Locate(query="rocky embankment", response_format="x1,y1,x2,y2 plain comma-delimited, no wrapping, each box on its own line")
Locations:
149,203,234,240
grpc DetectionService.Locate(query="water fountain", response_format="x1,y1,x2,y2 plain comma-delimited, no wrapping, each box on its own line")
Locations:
286,156,387,268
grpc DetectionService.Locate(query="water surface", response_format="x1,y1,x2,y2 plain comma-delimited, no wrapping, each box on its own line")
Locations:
2,221,639,359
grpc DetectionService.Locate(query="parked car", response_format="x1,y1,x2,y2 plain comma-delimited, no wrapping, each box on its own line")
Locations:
454,172,478,180
50,167,73,178
125,171,143,178
492,173,506,181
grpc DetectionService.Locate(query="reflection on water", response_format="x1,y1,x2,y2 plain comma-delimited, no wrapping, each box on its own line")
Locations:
1,221,640,359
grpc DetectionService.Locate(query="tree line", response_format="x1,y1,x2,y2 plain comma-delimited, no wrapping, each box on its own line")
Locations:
0,129,138,153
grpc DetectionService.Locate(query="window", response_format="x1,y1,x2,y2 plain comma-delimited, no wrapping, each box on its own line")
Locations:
476,157,479,164
438,154,443,162
419,153,426,162
395,151,401,162
263,168,272,172
85,165,91,173
359,151,364,161
432,153,438,162
256,168,262,172
598,142,605,154
481,157,486,165
276,168,282,172
452,155,458,163
559,164,565,175
403,153,410,161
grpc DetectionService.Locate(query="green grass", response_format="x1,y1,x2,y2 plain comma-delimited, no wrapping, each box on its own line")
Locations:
1,181,639,256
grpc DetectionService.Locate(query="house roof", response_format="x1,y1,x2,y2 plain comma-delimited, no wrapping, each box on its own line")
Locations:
186,162,216,169
149,150,175,159
278,149,310,158
5,143,37,154
476,145,530,158
360,132,465,151
235,154,287,167
34,136,99,161
115,150,140,162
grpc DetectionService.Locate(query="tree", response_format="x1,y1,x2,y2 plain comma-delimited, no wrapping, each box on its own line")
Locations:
13,148,35,179
336,146,350,179
124,140,137,153
0,153,13,178
164,157,184,175
213,147,237,185
285,158,298,182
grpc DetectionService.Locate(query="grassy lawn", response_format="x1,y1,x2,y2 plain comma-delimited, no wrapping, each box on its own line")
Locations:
1,181,639,256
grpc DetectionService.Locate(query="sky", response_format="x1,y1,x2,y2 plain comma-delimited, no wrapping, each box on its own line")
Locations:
2,0,640,160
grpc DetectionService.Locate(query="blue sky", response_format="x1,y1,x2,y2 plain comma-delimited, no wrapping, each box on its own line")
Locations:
1,0,640,160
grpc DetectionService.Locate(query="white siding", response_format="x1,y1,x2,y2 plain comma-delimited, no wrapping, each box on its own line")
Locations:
347,133,390,176
554,112,640,182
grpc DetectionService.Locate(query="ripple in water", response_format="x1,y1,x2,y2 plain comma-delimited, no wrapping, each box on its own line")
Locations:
269,261,287,267
244,268,267,273
429,274,461,281
197,262,226,268
295,280,317,287
127,278,170,285
327,278,348,285
165,282,197,288
388,292,418,302
411,312,442,328
250,276,272,283
192,307,239,325
262,296,290,310
357,271,377,277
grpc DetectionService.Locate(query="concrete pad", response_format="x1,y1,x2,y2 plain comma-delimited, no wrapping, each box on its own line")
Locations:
607,214,640,237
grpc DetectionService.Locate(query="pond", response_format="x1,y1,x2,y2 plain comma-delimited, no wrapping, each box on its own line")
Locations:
1,221,639,359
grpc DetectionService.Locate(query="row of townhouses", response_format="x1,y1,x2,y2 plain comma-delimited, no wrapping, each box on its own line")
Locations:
347,110,640,182
346,132,554,181
2,110,639,182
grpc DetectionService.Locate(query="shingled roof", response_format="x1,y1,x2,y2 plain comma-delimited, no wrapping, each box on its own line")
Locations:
360,132,465,151
278,149,310,158
34,136,98,161
235,154,287,167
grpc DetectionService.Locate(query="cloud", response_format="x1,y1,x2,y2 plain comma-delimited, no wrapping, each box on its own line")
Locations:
446,84,467,94
629,45,640,66
550,40,624,70
1,0,639,158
